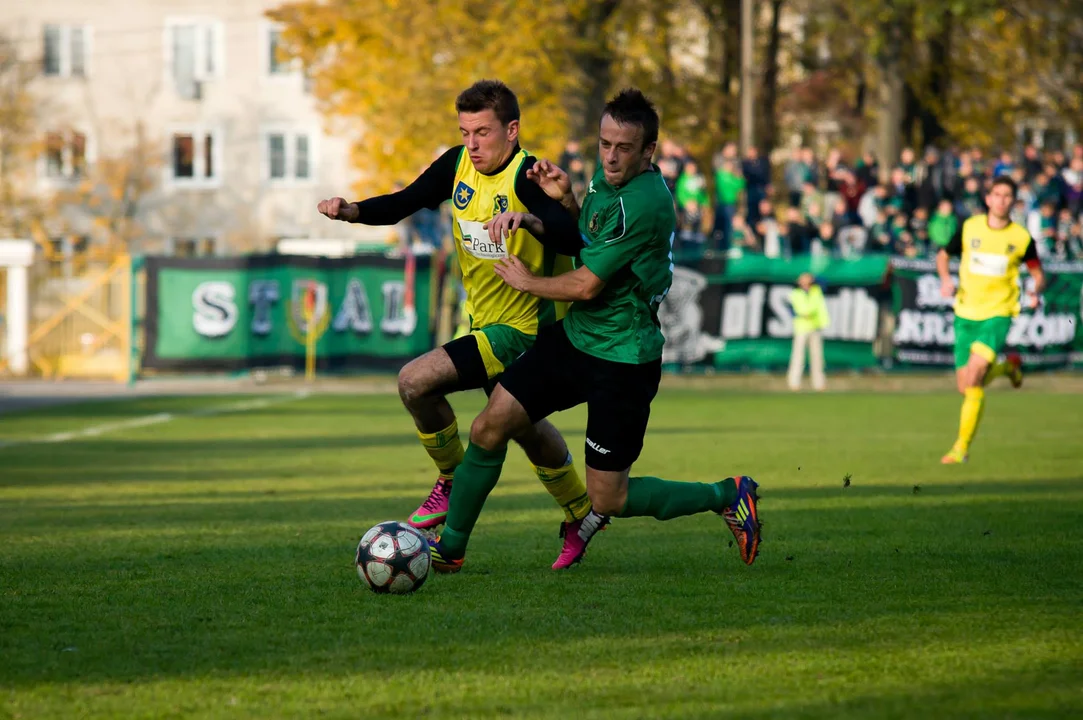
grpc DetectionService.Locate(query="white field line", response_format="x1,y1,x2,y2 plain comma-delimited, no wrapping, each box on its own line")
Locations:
0,391,309,451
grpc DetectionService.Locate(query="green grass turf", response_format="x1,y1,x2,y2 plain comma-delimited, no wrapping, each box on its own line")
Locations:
1,387,1081,719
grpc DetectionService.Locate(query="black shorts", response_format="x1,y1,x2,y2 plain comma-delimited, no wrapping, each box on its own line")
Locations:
442,333,496,395
499,321,662,472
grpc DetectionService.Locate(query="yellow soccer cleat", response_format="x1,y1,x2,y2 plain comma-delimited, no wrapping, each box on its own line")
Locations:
940,446,968,464
1006,352,1024,389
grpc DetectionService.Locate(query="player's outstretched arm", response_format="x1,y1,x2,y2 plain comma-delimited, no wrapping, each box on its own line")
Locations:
493,255,604,302
316,147,459,226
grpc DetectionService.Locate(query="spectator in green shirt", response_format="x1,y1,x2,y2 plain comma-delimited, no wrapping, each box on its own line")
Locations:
712,158,746,252
675,160,709,249
928,199,958,250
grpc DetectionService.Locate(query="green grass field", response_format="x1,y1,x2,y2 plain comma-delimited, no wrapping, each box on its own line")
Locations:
1,385,1082,719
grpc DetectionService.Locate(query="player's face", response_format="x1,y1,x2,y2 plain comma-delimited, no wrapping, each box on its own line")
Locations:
598,115,656,187
985,184,1014,220
459,110,519,174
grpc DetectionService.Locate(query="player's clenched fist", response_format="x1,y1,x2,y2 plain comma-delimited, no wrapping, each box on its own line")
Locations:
317,197,359,222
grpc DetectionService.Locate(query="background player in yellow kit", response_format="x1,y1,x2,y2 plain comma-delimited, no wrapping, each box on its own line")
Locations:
936,176,1045,464
318,80,600,568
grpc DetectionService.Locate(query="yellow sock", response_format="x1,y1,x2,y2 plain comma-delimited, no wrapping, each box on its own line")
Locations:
533,453,592,522
956,387,985,453
983,360,1011,385
417,420,464,480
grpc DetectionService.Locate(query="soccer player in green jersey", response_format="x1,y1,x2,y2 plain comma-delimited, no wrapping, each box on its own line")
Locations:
425,89,761,572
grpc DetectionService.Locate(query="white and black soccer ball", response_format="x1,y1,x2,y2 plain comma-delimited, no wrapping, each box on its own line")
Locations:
355,521,431,595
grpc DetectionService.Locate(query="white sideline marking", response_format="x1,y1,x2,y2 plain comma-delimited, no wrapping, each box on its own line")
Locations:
0,392,309,451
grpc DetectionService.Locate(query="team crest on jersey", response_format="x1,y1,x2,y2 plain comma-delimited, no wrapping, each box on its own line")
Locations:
589,212,600,233
453,181,475,210
971,237,981,249
1007,244,1017,254
492,194,509,216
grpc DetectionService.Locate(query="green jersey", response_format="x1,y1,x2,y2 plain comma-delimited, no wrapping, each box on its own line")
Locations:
564,165,677,364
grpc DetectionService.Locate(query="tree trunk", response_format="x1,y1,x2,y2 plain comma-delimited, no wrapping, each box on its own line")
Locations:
876,10,905,183
921,9,952,149
570,0,622,150
761,0,785,153
902,81,919,149
721,0,741,136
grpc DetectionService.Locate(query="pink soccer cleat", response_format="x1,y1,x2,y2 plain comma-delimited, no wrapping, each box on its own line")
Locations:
552,510,610,570
408,477,452,530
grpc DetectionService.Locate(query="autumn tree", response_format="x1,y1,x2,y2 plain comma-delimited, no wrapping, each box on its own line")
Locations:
0,33,48,240
268,0,596,195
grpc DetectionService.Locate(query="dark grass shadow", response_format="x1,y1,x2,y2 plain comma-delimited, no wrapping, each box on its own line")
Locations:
0,427,724,488
544,661,1083,719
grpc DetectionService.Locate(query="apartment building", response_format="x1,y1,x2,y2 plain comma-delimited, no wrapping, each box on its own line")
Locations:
5,0,390,260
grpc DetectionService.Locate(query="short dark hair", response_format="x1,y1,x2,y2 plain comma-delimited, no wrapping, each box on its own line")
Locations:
455,80,520,126
601,88,659,150
990,175,1018,199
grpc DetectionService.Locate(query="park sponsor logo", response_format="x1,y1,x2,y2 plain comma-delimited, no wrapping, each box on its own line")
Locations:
457,219,508,260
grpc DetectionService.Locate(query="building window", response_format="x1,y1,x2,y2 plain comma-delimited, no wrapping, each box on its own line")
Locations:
42,24,90,78
268,133,287,179
168,128,221,187
41,130,88,181
45,236,90,278
173,135,194,178
45,132,64,177
295,135,310,179
169,237,218,257
268,27,287,75
165,18,222,99
263,130,314,183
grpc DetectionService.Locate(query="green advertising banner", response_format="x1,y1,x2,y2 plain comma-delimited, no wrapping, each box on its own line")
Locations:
890,257,1083,369
143,255,432,371
661,254,892,371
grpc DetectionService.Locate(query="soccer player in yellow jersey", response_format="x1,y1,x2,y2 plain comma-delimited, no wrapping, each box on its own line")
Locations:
317,80,599,568
937,176,1045,464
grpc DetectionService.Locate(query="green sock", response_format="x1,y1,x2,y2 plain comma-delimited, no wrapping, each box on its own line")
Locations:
439,442,508,559
619,477,738,520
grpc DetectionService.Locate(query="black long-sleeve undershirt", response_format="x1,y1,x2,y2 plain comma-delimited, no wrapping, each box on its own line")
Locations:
348,145,583,256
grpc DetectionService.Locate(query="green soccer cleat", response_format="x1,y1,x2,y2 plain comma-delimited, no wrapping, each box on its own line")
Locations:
720,476,761,565
427,536,464,574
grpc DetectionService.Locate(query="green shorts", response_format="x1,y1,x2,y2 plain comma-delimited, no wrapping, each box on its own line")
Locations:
470,324,535,379
443,322,536,394
954,316,1012,369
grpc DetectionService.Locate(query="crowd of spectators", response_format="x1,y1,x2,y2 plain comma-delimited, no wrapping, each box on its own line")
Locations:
657,140,1083,261
400,138,1083,262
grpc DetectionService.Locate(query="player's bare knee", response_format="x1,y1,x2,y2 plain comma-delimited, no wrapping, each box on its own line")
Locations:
397,365,421,406
469,411,507,450
587,485,624,516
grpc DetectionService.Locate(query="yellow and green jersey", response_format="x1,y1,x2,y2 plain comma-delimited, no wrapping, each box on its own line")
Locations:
449,147,573,334
347,144,581,336
944,215,1040,321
